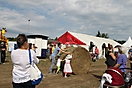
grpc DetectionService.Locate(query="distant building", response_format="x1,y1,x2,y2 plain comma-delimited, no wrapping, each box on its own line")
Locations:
27,34,48,58
8,41,17,52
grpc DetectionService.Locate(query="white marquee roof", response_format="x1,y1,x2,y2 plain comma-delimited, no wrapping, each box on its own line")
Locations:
122,37,132,48
69,31,120,48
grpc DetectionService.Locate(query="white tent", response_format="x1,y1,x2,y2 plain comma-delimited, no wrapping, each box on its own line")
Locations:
122,37,132,57
58,31,121,58
122,37,132,48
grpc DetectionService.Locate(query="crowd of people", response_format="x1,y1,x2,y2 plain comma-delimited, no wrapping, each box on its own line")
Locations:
48,42,71,74
104,43,128,74
10,33,74,88
100,43,132,87
48,42,75,78
48,41,130,79
89,42,132,87
89,42,100,62
89,42,130,75
48,42,132,87
7,33,132,88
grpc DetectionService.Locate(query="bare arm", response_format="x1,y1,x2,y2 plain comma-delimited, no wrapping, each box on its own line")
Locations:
114,63,120,68
62,48,70,51
128,55,130,59
128,55,132,62
109,52,116,60
60,49,70,54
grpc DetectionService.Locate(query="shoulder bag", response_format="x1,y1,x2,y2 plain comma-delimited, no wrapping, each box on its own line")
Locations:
28,49,43,85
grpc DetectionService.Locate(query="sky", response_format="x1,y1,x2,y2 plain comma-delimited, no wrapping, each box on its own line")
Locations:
0,0,132,40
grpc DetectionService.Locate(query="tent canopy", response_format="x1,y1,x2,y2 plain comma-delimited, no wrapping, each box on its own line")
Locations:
122,37,132,48
58,31,120,47
57,31,86,45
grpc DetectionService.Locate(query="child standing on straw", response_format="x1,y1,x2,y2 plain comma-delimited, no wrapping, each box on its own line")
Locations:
63,54,72,78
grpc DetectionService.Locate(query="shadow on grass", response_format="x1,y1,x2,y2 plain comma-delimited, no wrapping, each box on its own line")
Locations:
92,74,102,81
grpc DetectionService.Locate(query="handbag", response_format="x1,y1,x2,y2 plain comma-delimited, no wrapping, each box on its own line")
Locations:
28,49,43,85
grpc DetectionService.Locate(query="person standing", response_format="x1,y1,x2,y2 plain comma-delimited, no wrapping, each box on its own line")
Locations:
0,41,6,63
63,54,73,78
101,43,106,58
89,41,95,53
49,42,70,74
11,34,39,88
94,46,99,60
56,55,62,74
105,44,116,68
114,46,127,74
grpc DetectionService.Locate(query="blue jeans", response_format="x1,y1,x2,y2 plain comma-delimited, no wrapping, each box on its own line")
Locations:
49,55,56,73
95,54,99,60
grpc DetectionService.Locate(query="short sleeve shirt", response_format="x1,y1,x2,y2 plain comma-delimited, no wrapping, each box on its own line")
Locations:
116,54,127,72
52,47,61,57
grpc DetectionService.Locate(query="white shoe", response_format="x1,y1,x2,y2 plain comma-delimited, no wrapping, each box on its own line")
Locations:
65,76,67,78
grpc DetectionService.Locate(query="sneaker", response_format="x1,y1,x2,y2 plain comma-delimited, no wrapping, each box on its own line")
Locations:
56,71,60,74
49,71,53,74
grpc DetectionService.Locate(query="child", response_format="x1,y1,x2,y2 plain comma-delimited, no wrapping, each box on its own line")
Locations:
56,55,62,74
63,54,72,78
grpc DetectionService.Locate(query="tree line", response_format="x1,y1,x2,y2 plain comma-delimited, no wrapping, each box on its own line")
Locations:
7,31,126,44
95,31,125,44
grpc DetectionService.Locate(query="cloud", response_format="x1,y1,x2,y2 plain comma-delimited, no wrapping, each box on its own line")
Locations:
0,0,132,40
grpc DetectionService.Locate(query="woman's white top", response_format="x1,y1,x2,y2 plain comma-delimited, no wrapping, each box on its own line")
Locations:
11,49,39,83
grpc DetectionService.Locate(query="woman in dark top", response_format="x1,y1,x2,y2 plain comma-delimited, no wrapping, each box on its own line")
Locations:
105,45,117,68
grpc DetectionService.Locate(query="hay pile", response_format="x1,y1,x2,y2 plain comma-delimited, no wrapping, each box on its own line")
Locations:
60,46,92,74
